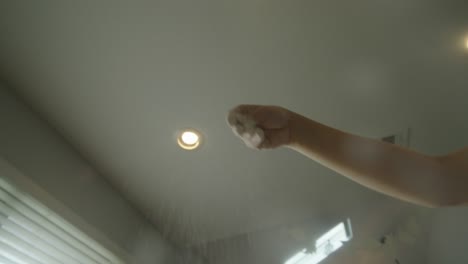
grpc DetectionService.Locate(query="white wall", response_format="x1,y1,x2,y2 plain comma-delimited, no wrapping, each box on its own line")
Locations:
0,83,201,263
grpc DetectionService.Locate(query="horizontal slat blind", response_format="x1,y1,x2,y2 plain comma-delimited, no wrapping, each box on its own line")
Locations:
0,178,124,264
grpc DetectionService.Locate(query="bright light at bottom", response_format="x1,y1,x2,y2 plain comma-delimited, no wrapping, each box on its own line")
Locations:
178,130,201,150
284,219,352,264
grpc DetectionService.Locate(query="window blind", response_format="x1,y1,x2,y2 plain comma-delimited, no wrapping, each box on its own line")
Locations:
0,177,125,264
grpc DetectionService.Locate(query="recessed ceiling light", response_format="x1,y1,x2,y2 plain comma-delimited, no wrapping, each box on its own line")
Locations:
177,129,201,150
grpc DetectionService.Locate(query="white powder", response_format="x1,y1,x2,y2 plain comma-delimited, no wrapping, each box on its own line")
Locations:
227,110,265,149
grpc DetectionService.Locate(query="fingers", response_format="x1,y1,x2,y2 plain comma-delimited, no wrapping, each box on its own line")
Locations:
258,129,283,149
230,104,262,115
231,125,265,149
227,104,290,149
242,128,265,149
229,104,275,128
227,106,266,149
227,105,261,128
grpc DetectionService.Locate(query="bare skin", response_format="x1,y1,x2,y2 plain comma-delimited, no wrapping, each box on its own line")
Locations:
229,105,468,207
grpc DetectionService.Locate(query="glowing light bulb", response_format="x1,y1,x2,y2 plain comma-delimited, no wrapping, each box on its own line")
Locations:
177,130,201,150
181,131,199,145
465,37,468,49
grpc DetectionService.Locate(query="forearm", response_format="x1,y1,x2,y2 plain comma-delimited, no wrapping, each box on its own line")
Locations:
286,111,451,207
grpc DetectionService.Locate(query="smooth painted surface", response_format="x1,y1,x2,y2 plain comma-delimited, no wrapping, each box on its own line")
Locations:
0,85,196,263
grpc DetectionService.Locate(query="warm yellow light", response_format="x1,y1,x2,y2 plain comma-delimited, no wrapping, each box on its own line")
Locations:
465,37,468,49
177,130,201,150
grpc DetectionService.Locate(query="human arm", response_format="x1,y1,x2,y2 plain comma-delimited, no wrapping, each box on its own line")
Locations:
228,105,468,207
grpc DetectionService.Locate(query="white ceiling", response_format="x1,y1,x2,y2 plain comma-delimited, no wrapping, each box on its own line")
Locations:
0,0,467,259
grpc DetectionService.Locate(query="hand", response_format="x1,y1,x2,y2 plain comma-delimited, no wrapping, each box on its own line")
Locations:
227,105,292,149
